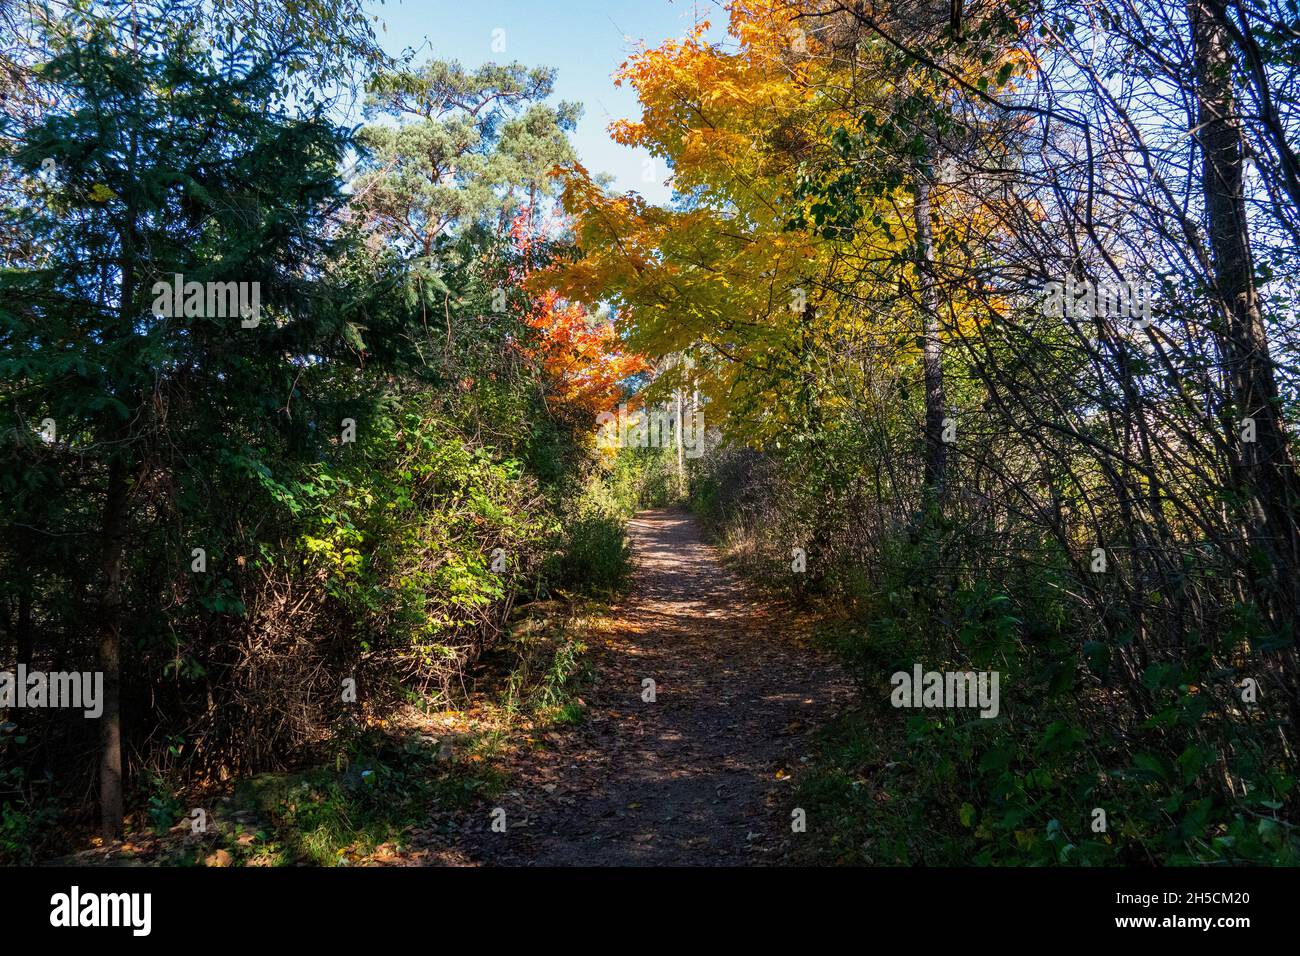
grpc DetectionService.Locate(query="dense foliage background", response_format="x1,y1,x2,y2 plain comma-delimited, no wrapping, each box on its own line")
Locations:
0,0,650,860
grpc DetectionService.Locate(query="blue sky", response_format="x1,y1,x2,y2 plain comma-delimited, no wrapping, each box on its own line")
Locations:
362,0,731,205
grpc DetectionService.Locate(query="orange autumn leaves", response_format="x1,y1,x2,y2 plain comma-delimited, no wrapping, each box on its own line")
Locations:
524,287,647,420
608,5,818,194
535,0,1034,444
511,208,647,424
536,2,845,441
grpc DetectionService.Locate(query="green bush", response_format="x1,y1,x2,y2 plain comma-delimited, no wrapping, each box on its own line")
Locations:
0,786,60,865
797,528,1300,866
634,446,685,507
556,502,632,595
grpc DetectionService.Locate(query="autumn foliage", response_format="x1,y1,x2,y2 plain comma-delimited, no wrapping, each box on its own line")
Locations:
512,207,648,425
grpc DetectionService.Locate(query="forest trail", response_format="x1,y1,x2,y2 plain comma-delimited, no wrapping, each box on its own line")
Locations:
422,507,850,866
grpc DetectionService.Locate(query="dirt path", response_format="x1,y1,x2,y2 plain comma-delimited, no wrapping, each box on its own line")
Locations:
427,507,850,866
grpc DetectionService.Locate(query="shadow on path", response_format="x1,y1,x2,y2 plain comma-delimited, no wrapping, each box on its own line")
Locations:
426,507,851,866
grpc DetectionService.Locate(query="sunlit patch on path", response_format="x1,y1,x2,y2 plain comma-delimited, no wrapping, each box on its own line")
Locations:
417,507,850,866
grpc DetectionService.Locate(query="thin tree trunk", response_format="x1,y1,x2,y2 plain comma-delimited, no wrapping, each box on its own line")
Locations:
1189,0,1300,611
96,452,128,842
15,593,31,669
914,174,947,503
675,386,685,498
9,587,32,738
95,107,143,842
